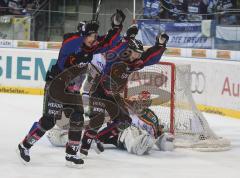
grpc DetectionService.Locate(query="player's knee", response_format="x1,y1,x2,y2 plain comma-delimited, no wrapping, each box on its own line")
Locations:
39,115,56,131
69,111,84,131
89,115,105,131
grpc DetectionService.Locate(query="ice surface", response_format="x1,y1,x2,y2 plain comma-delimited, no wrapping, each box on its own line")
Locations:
0,93,240,178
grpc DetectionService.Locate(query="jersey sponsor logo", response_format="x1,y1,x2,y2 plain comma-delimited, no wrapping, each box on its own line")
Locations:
121,73,129,79
93,107,105,113
48,109,61,116
92,101,105,107
48,102,63,109
191,71,206,94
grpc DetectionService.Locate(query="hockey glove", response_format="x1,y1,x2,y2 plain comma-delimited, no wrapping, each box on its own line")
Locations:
111,9,126,28
156,32,169,46
125,24,139,39
155,133,174,151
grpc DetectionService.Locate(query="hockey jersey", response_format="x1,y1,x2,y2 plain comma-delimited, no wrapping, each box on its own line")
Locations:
131,108,162,139
100,40,166,94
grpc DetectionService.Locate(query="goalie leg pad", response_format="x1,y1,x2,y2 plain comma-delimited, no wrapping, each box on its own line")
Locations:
47,126,68,147
132,134,155,155
120,126,155,155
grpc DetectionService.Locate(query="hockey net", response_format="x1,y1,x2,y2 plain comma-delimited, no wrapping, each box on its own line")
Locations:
124,62,231,152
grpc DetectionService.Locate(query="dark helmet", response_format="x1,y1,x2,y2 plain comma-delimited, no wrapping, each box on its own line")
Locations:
128,39,144,54
82,20,99,36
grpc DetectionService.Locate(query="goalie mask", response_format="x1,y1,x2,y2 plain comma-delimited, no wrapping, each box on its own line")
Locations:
138,90,152,110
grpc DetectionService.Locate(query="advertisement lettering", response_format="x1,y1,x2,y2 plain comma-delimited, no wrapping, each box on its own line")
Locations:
0,55,57,81
0,40,13,47
191,71,206,94
222,77,240,97
138,20,212,48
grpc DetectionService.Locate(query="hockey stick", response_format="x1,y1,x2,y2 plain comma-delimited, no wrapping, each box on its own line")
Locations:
94,0,103,21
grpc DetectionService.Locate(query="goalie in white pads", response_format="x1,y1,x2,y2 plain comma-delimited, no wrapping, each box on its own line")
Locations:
95,91,175,155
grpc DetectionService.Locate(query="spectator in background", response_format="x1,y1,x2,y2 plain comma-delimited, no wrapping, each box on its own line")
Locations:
0,0,40,16
160,0,188,21
218,0,237,24
204,0,237,24
186,0,205,20
203,0,236,13
8,0,25,15
0,0,8,15
143,0,162,19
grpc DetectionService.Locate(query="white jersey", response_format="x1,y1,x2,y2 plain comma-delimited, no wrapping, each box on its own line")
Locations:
82,54,106,95
131,114,156,138
90,53,106,73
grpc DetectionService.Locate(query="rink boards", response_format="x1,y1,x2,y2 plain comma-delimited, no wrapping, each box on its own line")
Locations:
0,47,239,119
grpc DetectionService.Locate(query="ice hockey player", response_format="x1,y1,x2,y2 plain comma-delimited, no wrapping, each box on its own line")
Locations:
79,24,170,158
46,91,174,155
46,53,106,147
95,91,175,155
17,9,126,168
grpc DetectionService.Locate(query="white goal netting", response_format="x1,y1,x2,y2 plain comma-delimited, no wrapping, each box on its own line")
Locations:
125,62,231,152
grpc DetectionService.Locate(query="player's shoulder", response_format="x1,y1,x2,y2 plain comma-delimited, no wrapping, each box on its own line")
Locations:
62,32,83,47
63,32,81,41
143,108,155,114
142,108,159,123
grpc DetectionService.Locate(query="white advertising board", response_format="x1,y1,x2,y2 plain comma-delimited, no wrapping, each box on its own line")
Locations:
0,48,58,94
163,56,240,118
0,47,239,118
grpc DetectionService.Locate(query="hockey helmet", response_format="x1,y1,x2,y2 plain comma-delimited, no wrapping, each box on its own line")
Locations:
82,20,99,36
128,38,144,54
77,21,86,33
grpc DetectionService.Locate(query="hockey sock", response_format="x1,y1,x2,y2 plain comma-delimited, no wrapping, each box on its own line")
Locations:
66,140,80,155
81,130,97,150
22,122,46,149
96,122,119,145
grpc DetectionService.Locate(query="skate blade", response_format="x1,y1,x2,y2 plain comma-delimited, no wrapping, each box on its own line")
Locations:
16,149,29,166
65,161,84,169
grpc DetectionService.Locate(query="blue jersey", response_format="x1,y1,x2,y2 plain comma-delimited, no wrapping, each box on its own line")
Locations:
99,39,166,94
56,27,122,72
